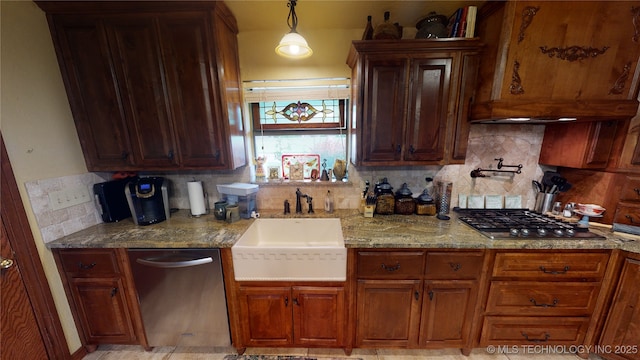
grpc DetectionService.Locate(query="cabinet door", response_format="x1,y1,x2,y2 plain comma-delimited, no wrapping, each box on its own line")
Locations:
501,2,640,101
356,280,422,347
238,286,292,346
69,277,135,344
600,257,640,360
540,121,619,169
292,286,345,347
106,16,179,168
50,16,134,171
159,12,229,168
361,56,407,164
404,57,451,162
419,280,476,347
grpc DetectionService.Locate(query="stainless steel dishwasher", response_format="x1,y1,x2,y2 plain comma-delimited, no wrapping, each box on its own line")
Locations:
128,249,230,347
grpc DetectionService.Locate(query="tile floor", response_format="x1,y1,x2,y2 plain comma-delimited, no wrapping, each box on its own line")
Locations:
82,345,607,360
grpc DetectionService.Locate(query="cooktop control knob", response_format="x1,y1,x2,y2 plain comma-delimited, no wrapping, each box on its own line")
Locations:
520,228,530,236
510,228,519,236
566,228,576,237
537,228,547,237
553,229,564,237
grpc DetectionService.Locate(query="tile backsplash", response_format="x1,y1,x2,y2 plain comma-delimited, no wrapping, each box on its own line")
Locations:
25,172,107,243
25,124,550,243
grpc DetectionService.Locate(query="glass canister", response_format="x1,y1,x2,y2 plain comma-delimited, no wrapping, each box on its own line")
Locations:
375,178,395,215
394,183,416,215
416,189,436,216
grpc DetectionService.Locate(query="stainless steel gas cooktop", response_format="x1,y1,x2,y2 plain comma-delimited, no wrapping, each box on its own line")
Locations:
455,208,606,240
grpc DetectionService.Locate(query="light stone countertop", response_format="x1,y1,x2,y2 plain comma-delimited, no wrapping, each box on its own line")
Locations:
45,209,640,253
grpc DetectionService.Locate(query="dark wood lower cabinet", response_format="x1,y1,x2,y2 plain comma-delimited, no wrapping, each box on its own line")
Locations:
599,252,640,360
420,281,477,347
356,280,422,347
237,285,346,349
53,248,148,352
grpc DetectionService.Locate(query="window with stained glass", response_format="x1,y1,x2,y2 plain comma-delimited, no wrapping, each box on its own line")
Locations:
251,99,348,180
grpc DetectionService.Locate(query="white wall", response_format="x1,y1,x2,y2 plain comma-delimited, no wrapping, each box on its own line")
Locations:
1,1,85,352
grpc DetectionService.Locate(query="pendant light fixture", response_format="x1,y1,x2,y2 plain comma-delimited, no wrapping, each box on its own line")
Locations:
275,0,313,59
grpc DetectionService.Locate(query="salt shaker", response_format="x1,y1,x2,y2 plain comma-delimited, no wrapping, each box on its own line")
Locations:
563,202,574,217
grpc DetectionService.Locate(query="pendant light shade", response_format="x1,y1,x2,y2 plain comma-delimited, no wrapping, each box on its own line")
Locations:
275,0,313,59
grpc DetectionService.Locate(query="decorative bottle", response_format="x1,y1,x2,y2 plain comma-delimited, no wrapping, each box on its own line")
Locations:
373,11,401,40
362,16,374,40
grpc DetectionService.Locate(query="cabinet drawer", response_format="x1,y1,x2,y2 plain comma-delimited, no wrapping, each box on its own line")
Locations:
492,252,609,280
613,202,640,226
480,316,590,346
486,281,600,316
58,249,121,276
424,251,484,279
357,251,425,278
619,177,640,201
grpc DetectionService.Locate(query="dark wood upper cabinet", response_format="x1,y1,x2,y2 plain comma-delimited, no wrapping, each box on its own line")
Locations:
472,1,640,122
347,39,482,166
38,1,246,171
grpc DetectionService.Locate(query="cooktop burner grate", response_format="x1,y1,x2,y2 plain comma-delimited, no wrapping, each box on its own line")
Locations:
454,208,606,240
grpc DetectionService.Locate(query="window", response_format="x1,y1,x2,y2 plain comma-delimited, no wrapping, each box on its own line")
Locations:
245,79,350,181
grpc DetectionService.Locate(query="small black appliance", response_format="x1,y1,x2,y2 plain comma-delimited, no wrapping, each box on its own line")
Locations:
93,177,136,223
125,177,170,225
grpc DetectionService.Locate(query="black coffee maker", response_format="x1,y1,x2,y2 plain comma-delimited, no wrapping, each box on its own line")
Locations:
125,177,170,225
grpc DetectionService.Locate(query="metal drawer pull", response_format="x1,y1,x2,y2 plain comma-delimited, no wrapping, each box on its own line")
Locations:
529,298,559,307
521,332,550,343
634,188,640,196
381,262,400,272
78,262,96,270
284,296,289,307
539,265,570,274
293,298,300,306
110,287,118,298
625,214,638,224
449,262,462,271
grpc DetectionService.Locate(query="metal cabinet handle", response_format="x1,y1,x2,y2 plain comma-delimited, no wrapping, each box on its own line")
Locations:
449,262,462,271
293,298,300,306
392,144,401,153
521,332,550,343
168,150,175,160
427,290,433,301
381,262,400,272
529,298,559,307
136,255,212,269
0,257,14,270
110,287,118,298
539,265,569,275
284,296,289,307
78,262,96,270
626,214,638,224
121,151,129,160
634,188,640,196
409,145,416,154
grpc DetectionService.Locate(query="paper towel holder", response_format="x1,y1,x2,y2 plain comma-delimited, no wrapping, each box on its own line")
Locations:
187,179,210,217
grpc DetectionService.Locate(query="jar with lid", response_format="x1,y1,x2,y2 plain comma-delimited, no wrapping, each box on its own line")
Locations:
415,189,436,216
394,183,416,215
374,178,395,215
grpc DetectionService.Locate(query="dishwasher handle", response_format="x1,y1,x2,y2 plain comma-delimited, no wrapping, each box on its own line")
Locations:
136,254,213,268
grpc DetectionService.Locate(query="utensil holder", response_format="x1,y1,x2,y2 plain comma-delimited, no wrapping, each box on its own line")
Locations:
534,192,556,214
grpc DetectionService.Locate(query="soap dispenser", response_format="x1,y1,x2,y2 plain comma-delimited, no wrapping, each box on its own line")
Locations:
324,190,334,213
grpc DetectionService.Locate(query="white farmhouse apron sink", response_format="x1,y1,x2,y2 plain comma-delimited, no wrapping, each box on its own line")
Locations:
231,218,346,281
